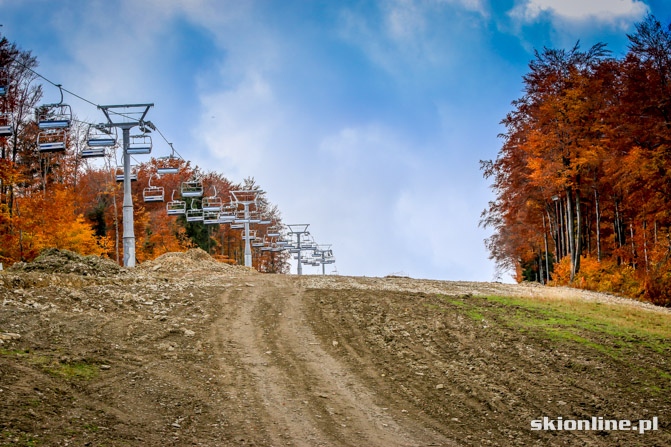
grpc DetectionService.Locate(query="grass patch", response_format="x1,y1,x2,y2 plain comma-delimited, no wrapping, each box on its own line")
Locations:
0,348,30,356
45,362,99,380
0,430,40,446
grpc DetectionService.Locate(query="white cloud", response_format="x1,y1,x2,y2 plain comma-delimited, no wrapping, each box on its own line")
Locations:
195,71,279,178
338,0,488,79
510,0,649,27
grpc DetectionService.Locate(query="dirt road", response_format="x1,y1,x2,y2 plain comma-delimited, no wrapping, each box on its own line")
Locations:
212,275,453,447
1,251,669,446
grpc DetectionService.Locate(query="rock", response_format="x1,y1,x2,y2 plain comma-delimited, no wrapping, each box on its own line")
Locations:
436,384,445,390
101,364,111,370
183,329,195,337
0,332,21,340
332,340,338,347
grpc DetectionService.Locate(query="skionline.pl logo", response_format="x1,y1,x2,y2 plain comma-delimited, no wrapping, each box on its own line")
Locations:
531,416,659,434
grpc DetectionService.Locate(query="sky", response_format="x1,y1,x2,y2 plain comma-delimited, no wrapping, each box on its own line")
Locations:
1,0,669,280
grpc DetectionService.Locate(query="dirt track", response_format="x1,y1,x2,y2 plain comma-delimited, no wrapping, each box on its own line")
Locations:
1,259,670,446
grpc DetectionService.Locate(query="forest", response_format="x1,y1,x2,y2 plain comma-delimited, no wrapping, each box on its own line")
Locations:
482,15,671,306
0,34,289,273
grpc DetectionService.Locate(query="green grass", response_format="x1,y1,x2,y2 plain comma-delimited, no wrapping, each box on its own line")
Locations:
429,292,671,364
1,348,101,380
45,362,100,380
0,430,40,446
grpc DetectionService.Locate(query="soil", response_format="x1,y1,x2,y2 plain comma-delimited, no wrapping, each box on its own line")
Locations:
0,250,669,446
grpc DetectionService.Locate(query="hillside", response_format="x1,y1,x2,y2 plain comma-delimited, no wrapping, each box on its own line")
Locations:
1,250,669,446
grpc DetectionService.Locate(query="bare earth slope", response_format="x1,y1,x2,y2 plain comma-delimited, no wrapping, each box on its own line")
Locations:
1,251,669,446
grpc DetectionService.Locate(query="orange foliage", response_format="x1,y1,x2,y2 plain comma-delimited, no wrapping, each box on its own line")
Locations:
0,186,109,265
550,256,644,299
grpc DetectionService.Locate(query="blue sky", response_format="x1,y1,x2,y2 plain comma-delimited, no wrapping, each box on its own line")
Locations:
1,0,668,280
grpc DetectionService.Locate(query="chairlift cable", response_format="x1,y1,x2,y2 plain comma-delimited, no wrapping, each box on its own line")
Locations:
7,54,182,150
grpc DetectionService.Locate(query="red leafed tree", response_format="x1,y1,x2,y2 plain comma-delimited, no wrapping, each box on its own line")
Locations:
482,15,671,305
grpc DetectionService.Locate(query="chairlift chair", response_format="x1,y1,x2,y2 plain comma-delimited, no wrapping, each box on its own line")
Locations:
218,213,235,223
156,157,180,175
80,147,105,158
186,202,204,222
143,175,164,203
156,143,181,174
230,223,244,229
218,206,236,221
261,246,272,252
203,186,223,212
38,104,72,129
166,190,186,215
115,165,138,182
0,72,7,96
127,134,152,155
248,212,261,224
203,210,220,225
0,113,12,137
37,129,67,153
87,124,116,147
267,231,281,238
181,180,203,198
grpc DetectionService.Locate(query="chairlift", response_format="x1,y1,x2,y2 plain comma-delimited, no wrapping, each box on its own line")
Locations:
218,213,235,223
127,134,152,155
267,231,281,238
156,157,180,175
166,190,186,215
87,124,116,147
203,186,223,212
261,246,272,252
37,129,67,153
272,247,284,252
115,165,138,182
156,143,181,174
80,147,105,158
38,103,72,129
258,219,271,225
276,240,289,247
203,210,220,225
186,202,204,222
0,113,12,137
181,179,203,198
230,223,245,229
219,210,235,223
0,71,7,96
143,174,164,203
252,240,265,248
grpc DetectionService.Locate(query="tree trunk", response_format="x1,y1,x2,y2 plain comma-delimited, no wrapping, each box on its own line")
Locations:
538,248,544,285
643,220,649,272
630,223,636,268
542,213,550,283
595,188,601,262
566,189,576,282
573,187,582,278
